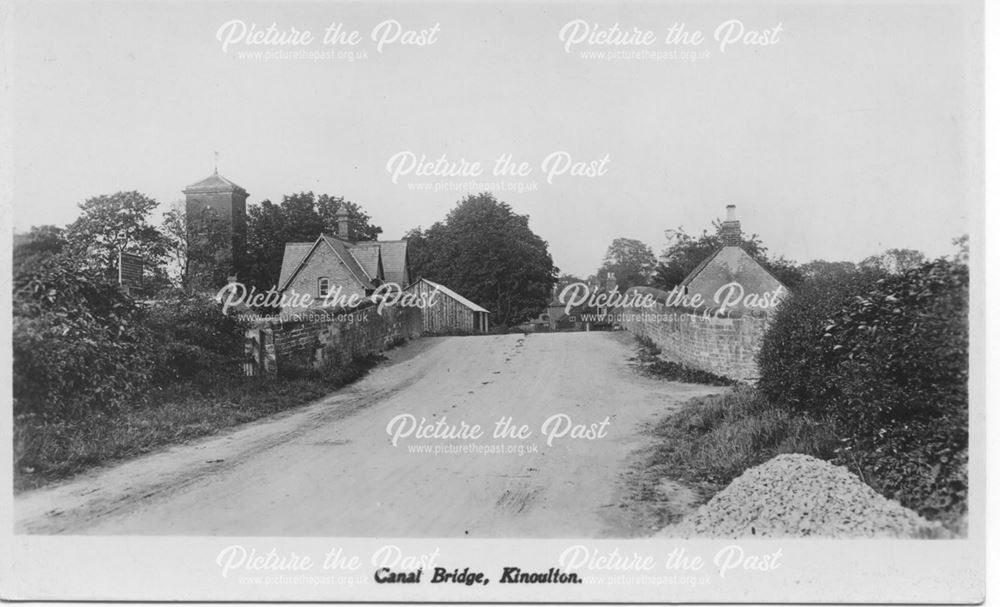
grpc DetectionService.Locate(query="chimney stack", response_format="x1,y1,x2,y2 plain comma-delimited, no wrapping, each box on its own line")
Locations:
336,206,350,240
721,204,742,247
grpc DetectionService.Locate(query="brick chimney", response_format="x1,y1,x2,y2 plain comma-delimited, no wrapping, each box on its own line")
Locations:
336,206,350,240
720,204,742,247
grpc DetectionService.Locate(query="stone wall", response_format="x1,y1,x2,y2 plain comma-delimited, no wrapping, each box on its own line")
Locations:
619,301,770,382
246,303,423,376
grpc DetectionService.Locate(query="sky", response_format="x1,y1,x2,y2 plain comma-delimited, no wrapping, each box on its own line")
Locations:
7,0,983,277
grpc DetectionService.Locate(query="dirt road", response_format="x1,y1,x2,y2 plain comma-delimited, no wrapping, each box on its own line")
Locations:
16,332,721,536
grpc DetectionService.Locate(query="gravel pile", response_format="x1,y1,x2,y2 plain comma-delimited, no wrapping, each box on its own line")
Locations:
658,454,943,539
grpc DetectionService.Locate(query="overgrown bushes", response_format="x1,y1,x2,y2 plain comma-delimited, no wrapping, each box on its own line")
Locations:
13,258,157,419
13,256,247,420
757,259,969,527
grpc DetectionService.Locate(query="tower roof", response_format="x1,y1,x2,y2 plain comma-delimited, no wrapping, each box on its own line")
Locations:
183,171,248,195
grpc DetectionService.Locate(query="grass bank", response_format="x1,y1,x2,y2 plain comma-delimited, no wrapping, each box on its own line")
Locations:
13,354,384,492
648,386,839,496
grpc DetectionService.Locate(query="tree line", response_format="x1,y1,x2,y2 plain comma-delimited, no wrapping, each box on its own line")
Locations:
13,190,560,327
563,223,965,298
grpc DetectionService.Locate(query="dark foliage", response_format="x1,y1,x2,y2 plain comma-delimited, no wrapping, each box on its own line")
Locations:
405,193,558,326
12,256,247,420
245,193,383,291
757,259,969,526
13,255,156,419
143,296,248,385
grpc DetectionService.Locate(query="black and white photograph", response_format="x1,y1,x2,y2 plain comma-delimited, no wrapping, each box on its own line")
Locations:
0,0,989,602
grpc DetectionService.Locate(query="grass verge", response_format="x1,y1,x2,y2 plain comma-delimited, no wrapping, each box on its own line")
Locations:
13,354,384,492
647,385,840,497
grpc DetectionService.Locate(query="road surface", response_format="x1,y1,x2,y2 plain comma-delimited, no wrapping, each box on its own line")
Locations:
16,332,721,536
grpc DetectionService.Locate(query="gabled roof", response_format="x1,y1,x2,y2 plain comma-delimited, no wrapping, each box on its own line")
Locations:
349,243,384,282
377,240,409,285
183,171,248,194
278,234,375,292
278,242,313,289
680,248,723,287
415,278,488,313
680,245,786,291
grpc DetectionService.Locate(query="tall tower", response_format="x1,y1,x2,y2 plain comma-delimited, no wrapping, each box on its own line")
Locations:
183,170,248,289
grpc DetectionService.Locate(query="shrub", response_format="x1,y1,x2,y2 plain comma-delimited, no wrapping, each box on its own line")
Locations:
12,256,156,419
757,267,885,411
12,256,248,418
822,259,968,525
757,259,969,527
143,296,247,385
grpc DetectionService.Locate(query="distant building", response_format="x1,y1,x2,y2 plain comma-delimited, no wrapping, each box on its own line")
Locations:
277,207,410,312
680,205,786,314
183,170,249,288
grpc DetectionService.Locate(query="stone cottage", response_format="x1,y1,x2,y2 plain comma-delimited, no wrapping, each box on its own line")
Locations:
680,205,786,315
276,207,411,312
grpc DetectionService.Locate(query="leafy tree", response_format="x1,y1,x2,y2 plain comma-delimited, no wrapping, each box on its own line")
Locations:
403,227,432,279
13,225,67,275
64,191,167,283
555,273,587,298
245,192,383,290
799,260,858,282
652,221,803,290
597,238,656,292
316,194,383,242
860,248,927,274
406,193,558,326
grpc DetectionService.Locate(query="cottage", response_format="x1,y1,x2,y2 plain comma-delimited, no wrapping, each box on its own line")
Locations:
404,278,490,334
277,207,410,313
680,205,786,314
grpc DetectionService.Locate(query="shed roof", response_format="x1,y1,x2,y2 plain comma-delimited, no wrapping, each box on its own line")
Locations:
416,278,488,313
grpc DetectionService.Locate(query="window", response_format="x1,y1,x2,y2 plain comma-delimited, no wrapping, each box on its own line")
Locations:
318,277,331,298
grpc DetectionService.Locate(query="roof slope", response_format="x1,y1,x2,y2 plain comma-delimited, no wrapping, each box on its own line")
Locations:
417,278,488,313
183,171,247,194
377,240,409,285
680,248,723,287
349,243,383,282
278,242,313,289
278,234,375,292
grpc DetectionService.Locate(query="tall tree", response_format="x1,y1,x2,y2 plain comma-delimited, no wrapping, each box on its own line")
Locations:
316,194,383,241
407,193,558,326
64,191,167,283
860,248,927,274
245,192,383,290
597,238,656,292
